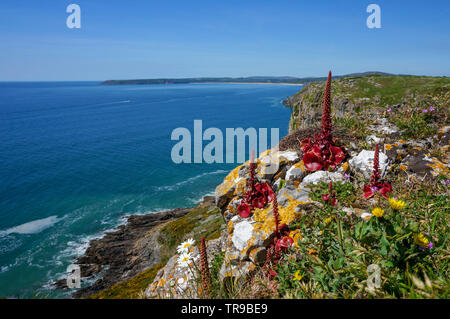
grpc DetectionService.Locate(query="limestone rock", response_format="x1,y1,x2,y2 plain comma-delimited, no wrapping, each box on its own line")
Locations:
349,150,389,180
232,221,254,251
145,237,223,299
300,171,345,187
369,118,399,136
400,154,449,179
366,135,383,146
285,161,306,182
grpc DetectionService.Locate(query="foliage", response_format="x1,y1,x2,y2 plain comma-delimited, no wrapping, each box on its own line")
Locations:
273,183,449,299
89,263,165,299
301,71,346,171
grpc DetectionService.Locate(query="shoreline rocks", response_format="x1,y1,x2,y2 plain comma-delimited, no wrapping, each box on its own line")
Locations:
53,197,215,298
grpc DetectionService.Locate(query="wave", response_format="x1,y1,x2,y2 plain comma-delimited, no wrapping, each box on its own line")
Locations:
0,215,62,236
155,170,228,191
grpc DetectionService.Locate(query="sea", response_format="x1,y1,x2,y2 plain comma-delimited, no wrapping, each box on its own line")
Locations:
0,81,301,298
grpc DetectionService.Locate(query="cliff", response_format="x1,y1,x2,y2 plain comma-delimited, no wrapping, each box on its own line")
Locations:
67,74,449,299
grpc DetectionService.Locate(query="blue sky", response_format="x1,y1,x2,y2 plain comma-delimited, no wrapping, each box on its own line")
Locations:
0,0,449,81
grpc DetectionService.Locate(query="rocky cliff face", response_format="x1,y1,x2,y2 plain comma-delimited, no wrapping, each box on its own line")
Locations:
71,75,449,299
143,75,449,299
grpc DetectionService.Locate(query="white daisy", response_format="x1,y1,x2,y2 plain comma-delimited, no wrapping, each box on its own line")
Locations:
361,212,373,221
177,238,195,254
177,252,193,268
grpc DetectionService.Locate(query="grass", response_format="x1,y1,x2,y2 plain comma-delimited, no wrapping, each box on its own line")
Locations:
289,75,450,139
157,205,224,261
88,202,225,299
88,263,165,299
270,181,449,299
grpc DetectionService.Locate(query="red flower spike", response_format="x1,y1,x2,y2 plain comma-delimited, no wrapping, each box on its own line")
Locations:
301,71,346,171
273,194,280,237
320,71,333,142
363,144,392,199
322,181,338,206
200,237,211,298
269,268,278,278
370,144,381,186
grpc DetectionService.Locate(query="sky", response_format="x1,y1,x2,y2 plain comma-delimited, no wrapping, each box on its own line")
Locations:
0,0,449,81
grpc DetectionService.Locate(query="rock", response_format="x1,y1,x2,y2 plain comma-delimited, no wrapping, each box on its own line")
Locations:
383,141,408,163
285,161,306,182
400,154,449,179
349,150,389,180
219,260,256,289
366,135,383,145
63,206,192,298
277,184,311,207
300,171,345,187
215,165,245,209
437,125,450,145
232,221,254,251
248,247,267,266
145,237,223,299
223,197,242,223
368,118,399,137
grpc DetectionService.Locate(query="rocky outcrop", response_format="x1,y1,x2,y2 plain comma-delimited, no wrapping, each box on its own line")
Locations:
67,207,190,298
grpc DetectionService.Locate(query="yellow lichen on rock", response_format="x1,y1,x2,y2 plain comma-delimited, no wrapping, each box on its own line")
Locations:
252,194,307,237
426,157,449,177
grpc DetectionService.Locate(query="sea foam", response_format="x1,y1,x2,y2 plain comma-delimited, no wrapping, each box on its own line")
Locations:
0,215,62,236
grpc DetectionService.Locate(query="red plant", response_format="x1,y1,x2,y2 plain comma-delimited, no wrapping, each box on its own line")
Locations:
237,151,275,218
301,71,346,171
200,237,211,298
363,144,392,199
273,194,280,238
322,181,338,206
276,236,294,250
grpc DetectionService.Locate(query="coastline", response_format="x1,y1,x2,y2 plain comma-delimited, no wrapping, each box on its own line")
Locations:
54,196,217,298
189,82,304,86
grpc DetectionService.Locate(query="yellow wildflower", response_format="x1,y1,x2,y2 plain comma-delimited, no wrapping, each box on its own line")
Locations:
324,217,332,224
372,207,384,218
341,162,349,172
308,248,318,258
414,233,429,248
289,229,303,247
293,270,304,281
389,198,406,210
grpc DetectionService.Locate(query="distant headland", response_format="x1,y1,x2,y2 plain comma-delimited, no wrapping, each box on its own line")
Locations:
100,72,393,86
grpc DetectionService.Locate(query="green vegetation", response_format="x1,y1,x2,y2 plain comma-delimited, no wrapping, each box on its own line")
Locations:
89,263,165,299
157,205,224,261
289,75,450,140
273,181,449,298
88,202,225,299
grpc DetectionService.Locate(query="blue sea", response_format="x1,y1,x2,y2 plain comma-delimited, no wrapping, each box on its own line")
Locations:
0,81,301,298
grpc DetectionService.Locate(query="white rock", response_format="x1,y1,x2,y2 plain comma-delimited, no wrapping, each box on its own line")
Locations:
369,118,399,136
300,171,345,187
365,135,383,145
277,186,311,207
232,221,254,251
349,150,389,180
278,151,299,162
285,165,305,182
231,215,239,222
